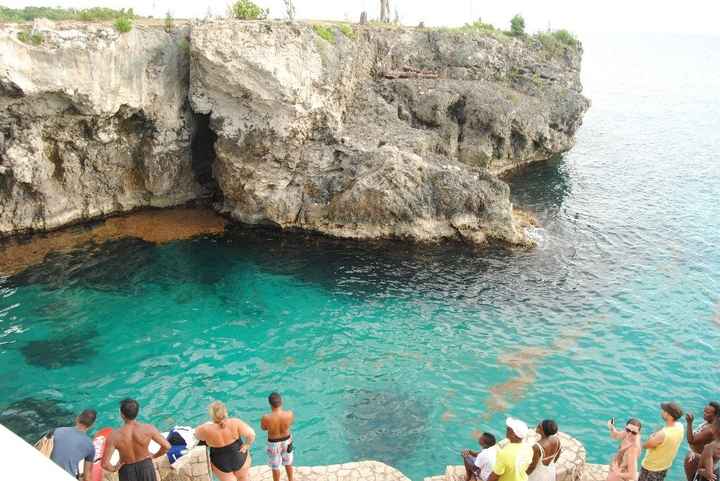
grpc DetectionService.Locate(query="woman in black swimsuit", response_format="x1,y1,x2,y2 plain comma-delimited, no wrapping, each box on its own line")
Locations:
195,401,256,481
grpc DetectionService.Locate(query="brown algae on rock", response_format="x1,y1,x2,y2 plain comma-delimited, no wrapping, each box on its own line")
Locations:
0,207,227,276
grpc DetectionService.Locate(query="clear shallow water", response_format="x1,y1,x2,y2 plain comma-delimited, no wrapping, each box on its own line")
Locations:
1,33,720,480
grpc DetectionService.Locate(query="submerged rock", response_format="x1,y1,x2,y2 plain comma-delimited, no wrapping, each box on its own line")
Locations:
343,388,430,465
20,329,99,369
0,397,75,442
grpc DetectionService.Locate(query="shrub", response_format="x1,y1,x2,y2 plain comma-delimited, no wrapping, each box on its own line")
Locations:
230,0,268,20
552,29,578,47
114,17,133,33
535,30,580,55
164,11,174,32
338,23,355,39
510,14,525,36
313,25,335,44
17,31,44,45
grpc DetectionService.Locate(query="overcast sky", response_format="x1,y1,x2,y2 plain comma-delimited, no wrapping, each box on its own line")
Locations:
3,0,720,35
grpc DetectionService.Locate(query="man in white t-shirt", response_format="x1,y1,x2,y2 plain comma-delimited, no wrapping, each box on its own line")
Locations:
462,432,498,481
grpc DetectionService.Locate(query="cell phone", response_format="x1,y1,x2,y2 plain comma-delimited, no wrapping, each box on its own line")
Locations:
610,417,615,425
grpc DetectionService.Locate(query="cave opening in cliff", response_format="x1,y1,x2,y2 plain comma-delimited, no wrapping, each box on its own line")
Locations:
191,113,220,200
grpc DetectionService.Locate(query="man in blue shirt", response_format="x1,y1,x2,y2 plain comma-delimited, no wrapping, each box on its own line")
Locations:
50,409,97,480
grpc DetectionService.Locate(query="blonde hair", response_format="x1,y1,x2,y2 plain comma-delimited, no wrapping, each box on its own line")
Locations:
209,401,228,427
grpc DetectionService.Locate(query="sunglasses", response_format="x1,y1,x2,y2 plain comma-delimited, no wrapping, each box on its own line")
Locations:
625,428,639,435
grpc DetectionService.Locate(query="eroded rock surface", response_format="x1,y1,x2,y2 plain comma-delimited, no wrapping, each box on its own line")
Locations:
190,22,588,245
1,21,589,245
0,24,203,234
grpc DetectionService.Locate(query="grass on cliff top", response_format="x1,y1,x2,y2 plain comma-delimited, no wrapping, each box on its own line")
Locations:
313,24,336,43
312,23,355,44
0,6,137,22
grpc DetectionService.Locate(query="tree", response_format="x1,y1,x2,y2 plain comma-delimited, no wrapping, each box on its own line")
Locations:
282,0,295,21
230,0,268,20
510,14,525,36
164,11,173,32
379,0,390,23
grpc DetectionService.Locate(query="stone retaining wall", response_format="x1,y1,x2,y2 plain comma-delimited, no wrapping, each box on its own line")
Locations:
434,432,586,481
101,432,602,481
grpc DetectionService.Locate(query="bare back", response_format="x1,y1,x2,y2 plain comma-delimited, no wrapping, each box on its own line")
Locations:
197,418,251,448
109,422,162,464
538,436,561,465
261,409,294,440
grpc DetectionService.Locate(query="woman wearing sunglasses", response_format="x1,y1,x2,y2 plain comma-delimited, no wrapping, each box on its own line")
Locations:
607,417,642,481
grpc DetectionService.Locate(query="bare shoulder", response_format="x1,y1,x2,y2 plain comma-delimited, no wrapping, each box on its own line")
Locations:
286,410,295,420
142,422,160,434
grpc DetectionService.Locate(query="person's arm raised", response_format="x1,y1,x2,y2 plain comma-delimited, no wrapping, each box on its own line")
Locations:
608,419,624,440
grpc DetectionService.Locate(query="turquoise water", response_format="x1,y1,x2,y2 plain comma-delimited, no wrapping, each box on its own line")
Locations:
1,33,720,480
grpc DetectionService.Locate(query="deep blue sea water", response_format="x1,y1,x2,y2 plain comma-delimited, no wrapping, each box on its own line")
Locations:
1,33,719,480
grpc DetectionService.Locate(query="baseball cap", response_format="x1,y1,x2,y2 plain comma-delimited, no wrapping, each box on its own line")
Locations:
506,417,529,438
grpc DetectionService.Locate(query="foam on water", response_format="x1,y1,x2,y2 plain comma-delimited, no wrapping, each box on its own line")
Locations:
1,33,720,481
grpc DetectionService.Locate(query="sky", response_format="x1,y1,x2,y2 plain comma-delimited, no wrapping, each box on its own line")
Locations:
3,0,720,36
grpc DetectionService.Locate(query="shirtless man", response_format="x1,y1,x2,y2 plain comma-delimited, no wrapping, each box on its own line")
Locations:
686,402,720,481
695,417,720,481
102,399,170,481
261,392,295,481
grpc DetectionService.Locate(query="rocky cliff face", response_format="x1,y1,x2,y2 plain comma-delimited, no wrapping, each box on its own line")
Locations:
0,20,589,245
0,24,203,234
190,22,588,245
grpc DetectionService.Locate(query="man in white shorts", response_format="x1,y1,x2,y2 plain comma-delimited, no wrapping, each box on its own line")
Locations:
261,392,295,481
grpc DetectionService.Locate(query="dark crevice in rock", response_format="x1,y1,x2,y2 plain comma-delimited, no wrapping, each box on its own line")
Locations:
491,134,505,159
511,128,528,157
46,142,64,181
448,96,467,159
190,112,220,201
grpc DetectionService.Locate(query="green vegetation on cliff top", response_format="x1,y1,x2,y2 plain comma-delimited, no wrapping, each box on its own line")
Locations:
0,4,579,53
0,5,136,22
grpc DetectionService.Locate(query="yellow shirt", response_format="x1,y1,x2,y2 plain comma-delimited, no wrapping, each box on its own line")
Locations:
642,422,684,471
492,442,534,481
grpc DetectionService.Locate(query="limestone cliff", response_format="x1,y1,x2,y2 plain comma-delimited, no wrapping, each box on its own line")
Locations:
190,22,588,245
0,20,589,245
0,24,203,234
